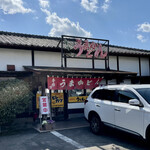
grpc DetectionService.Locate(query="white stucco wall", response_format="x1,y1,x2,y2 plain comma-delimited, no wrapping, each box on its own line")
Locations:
0,48,149,77
35,51,61,67
119,56,139,75
67,58,92,68
95,59,105,69
0,48,31,71
68,103,84,109
109,56,117,70
141,57,149,76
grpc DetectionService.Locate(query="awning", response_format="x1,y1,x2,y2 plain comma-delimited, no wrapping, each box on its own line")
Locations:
23,66,137,77
0,71,32,77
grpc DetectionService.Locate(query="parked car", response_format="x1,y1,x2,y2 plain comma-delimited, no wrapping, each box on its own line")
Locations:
84,84,150,143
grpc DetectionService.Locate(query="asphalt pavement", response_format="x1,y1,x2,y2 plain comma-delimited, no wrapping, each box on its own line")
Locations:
0,114,149,150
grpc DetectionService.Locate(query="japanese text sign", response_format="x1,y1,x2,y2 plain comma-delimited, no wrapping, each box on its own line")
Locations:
68,96,88,103
48,77,58,90
74,39,107,58
67,78,75,90
39,96,50,115
75,78,85,89
51,93,64,108
57,77,67,90
48,77,102,90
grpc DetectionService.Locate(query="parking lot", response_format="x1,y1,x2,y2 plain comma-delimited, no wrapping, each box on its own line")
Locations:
0,118,149,150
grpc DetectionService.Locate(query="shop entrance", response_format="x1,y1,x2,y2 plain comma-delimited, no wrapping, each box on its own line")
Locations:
50,88,92,120
50,90,67,120
30,67,137,121
47,76,102,120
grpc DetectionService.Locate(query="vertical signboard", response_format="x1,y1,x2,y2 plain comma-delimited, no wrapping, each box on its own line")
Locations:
36,92,41,109
39,96,50,115
51,93,64,108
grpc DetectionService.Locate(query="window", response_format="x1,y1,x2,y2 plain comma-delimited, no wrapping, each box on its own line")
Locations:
136,88,150,104
92,89,117,101
68,89,85,97
86,89,92,96
118,90,138,103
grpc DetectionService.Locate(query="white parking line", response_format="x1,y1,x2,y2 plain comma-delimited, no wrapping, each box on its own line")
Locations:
51,131,85,149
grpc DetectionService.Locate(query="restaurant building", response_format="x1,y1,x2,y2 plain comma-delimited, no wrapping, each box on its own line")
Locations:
0,31,150,119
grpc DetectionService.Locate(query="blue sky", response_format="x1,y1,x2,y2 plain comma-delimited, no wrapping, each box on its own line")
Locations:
0,0,150,50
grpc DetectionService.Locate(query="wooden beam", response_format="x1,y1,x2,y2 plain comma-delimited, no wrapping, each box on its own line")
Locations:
139,56,141,77
31,49,35,66
117,55,119,71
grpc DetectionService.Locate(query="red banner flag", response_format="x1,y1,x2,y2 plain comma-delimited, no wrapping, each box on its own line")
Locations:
93,78,103,88
84,78,93,89
47,77,103,90
47,77,58,90
67,78,75,90
75,78,85,89
57,77,67,90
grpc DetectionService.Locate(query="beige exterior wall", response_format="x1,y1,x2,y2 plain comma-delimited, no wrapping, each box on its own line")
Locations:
34,51,61,67
0,48,149,76
0,48,31,71
119,56,139,75
141,57,149,76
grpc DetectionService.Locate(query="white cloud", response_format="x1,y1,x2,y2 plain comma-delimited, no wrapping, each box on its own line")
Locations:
45,11,91,37
105,0,111,3
137,22,150,33
137,34,147,43
40,1,91,37
0,0,33,14
81,0,98,13
39,0,49,9
101,0,111,13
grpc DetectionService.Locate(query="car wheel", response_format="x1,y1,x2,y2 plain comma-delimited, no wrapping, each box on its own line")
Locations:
90,115,103,134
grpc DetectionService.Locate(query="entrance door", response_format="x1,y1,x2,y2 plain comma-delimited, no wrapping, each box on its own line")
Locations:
51,90,65,120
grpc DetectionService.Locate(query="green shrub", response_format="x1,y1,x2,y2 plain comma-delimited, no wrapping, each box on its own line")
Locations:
0,79,33,126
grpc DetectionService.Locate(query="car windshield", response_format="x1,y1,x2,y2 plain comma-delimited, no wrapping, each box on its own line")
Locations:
136,88,150,104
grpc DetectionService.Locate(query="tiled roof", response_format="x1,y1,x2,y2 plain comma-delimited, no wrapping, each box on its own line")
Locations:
0,31,60,49
109,45,150,56
0,31,149,56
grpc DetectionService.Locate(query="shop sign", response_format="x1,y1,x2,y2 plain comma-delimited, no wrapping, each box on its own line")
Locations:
36,92,41,109
51,93,64,108
61,35,109,69
48,77,102,90
68,96,88,103
39,96,50,115
67,78,75,90
74,39,107,58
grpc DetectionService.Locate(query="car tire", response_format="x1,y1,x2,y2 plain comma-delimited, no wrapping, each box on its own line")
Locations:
146,128,150,146
90,115,103,134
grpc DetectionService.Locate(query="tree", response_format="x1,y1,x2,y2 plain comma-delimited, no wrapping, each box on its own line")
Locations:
0,79,33,126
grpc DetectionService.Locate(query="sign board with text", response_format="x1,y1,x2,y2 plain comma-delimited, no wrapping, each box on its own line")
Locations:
68,96,88,103
48,77,102,90
39,96,50,115
51,93,64,108
61,35,109,69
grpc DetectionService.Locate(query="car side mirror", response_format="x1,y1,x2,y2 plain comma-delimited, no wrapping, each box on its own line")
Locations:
129,99,143,107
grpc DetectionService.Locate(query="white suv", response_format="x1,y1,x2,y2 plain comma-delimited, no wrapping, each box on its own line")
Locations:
84,84,150,142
